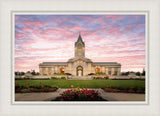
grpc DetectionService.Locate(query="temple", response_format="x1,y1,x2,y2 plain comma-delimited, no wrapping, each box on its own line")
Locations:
39,33,121,76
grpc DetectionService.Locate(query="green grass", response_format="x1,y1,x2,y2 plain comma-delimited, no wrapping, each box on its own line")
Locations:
15,80,145,89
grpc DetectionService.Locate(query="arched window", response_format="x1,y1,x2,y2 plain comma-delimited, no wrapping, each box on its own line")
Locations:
48,68,52,75
108,68,112,75
60,68,65,73
114,68,118,75
42,68,46,75
43,71,46,75
95,68,100,73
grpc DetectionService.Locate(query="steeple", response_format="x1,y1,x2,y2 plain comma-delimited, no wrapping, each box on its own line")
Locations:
75,31,85,45
75,31,85,57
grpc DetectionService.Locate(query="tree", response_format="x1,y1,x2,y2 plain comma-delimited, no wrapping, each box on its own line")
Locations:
121,71,129,76
142,68,145,76
20,72,25,75
15,71,18,75
136,72,141,76
31,70,36,75
27,71,31,73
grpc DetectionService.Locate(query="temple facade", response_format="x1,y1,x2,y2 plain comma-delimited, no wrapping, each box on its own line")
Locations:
39,33,121,76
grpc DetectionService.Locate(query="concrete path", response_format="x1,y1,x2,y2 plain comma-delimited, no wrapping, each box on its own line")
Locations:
15,89,145,101
15,92,60,101
99,91,145,101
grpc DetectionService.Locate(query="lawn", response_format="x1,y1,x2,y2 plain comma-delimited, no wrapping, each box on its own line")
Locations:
15,80,145,89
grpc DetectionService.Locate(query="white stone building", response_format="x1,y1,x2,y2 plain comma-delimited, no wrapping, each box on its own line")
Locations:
39,33,121,76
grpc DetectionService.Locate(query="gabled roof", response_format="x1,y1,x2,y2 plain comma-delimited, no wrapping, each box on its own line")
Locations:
67,57,92,63
75,32,85,45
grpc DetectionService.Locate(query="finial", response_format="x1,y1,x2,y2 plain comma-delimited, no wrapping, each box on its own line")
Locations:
79,31,81,35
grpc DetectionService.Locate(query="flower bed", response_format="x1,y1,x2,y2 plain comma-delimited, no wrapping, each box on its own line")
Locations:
15,82,57,93
101,86,145,94
58,88,106,101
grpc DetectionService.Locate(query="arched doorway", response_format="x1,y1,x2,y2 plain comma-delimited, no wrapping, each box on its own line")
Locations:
77,66,83,76
95,68,100,73
60,68,65,73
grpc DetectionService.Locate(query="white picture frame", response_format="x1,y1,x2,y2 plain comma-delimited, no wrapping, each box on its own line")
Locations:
0,0,160,116
11,11,148,105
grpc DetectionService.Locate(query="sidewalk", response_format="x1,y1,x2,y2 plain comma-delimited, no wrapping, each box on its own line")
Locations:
15,89,145,101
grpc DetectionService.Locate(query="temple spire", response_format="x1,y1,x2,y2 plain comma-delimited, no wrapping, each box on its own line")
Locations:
75,31,85,46
77,31,83,42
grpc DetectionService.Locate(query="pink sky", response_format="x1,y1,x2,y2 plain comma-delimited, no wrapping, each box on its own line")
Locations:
15,15,145,72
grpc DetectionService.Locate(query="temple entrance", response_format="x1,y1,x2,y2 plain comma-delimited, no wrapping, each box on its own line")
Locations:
77,66,83,76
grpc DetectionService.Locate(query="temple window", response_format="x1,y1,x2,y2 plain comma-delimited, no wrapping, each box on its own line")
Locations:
108,68,112,75
114,68,118,75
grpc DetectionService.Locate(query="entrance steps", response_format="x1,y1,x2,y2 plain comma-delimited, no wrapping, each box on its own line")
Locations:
68,76,93,80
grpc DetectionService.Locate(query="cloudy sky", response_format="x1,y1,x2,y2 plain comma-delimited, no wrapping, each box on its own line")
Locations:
15,15,145,72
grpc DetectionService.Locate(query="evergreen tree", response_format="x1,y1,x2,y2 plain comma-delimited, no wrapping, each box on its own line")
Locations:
142,68,145,76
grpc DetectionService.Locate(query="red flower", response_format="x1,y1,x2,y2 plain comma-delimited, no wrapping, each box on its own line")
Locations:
16,83,19,86
91,96,94,98
27,83,29,85
39,82,41,84
24,84,27,87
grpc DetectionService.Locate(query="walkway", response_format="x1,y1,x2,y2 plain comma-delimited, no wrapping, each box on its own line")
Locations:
68,76,93,80
15,89,145,101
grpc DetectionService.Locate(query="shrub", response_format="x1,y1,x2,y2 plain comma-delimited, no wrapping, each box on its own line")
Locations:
104,76,109,79
101,86,145,93
15,77,30,80
36,85,42,89
30,78,50,80
93,76,109,80
95,72,106,75
61,77,66,80
133,86,138,92
88,73,95,75
15,82,58,93
112,74,117,76
93,77,103,79
54,73,66,75
51,77,57,79
121,72,129,76
65,73,72,75
42,85,50,88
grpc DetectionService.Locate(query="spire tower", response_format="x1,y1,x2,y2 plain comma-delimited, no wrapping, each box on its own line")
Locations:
75,32,85,57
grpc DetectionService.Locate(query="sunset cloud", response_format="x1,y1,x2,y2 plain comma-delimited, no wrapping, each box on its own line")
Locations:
15,15,145,72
